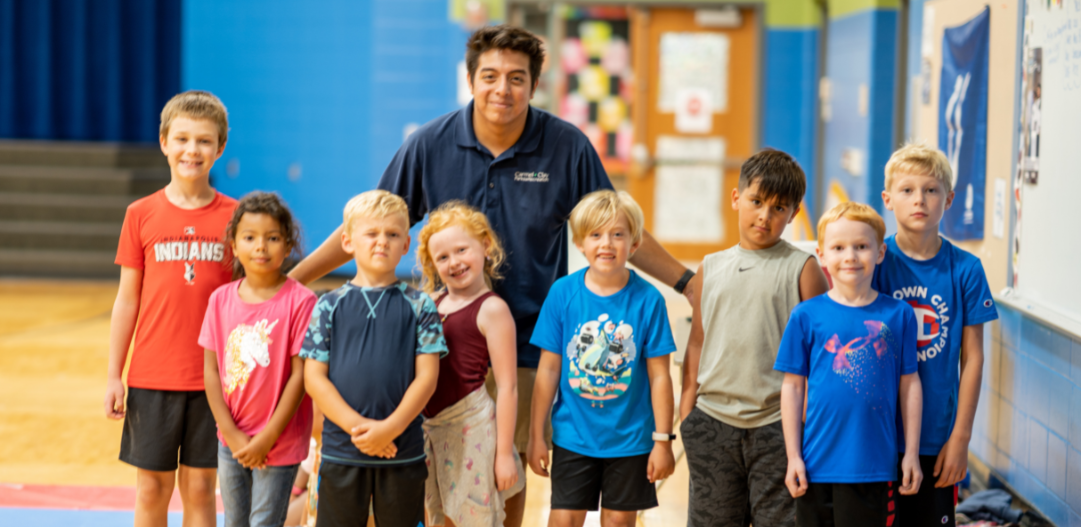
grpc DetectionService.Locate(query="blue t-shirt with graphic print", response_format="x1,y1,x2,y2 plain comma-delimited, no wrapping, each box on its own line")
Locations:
774,294,919,483
300,281,447,467
873,234,998,455
530,269,676,458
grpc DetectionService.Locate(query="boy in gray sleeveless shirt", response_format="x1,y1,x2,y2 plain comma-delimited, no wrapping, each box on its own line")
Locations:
680,149,830,527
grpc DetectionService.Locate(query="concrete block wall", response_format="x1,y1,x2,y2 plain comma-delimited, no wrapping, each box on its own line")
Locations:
975,304,1081,525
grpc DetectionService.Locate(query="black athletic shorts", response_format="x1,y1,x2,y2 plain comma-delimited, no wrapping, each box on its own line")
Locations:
895,454,958,527
795,481,895,527
119,387,217,471
550,445,658,512
316,460,427,527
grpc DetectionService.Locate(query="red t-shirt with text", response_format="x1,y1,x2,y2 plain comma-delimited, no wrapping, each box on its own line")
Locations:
115,189,238,391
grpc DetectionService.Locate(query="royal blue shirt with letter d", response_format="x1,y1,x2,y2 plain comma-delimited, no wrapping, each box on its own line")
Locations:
873,235,998,455
774,294,918,483
531,269,676,458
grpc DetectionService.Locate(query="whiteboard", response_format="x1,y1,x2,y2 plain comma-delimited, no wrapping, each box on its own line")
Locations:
1012,2,1081,324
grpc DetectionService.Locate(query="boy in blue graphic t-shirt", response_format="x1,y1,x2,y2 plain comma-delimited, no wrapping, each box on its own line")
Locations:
300,190,447,527
875,144,998,527
775,202,924,526
527,190,677,525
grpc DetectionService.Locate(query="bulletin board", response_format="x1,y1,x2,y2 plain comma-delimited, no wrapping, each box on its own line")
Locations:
1007,1,1081,328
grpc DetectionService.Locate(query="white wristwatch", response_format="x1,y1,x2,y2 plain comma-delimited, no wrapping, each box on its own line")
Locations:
652,432,676,442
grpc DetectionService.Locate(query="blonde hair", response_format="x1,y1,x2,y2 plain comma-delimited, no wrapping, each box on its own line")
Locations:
816,202,886,248
416,201,506,295
342,190,409,234
569,190,644,245
159,90,229,147
884,143,953,194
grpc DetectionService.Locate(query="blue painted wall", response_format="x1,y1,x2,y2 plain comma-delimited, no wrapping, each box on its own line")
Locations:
820,9,897,213
183,0,465,276
0,0,181,142
975,306,1081,526
763,27,821,218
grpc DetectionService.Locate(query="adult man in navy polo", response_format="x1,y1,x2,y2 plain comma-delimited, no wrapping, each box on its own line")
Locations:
290,25,696,524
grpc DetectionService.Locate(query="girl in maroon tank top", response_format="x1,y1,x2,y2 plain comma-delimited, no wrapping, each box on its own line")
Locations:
416,202,524,527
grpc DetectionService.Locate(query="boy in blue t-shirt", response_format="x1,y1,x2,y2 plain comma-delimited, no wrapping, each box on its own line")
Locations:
775,202,923,526
300,190,447,527
527,190,677,524
876,144,998,527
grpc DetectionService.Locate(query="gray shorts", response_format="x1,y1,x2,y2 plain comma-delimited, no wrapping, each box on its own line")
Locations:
681,407,795,527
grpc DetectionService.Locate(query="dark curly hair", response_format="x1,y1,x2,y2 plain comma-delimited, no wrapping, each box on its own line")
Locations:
466,25,545,91
224,191,303,279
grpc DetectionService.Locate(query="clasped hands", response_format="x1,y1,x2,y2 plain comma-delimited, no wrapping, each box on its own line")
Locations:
350,417,399,459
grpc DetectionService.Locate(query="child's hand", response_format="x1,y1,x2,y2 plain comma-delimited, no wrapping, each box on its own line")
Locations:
526,434,550,478
785,457,808,498
351,420,397,458
234,432,273,470
103,379,126,420
934,436,968,488
495,452,519,492
647,442,675,483
899,452,923,495
223,429,252,458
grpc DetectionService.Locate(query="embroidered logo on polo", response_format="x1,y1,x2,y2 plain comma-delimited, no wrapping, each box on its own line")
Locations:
514,171,549,183
890,285,951,362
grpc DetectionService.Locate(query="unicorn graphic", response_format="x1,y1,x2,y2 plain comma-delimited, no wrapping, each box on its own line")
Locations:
223,319,278,394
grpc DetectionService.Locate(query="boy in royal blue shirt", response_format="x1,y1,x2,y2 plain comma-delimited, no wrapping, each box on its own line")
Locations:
300,190,447,527
876,144,998,527
527,190,677,526
775,202,924,526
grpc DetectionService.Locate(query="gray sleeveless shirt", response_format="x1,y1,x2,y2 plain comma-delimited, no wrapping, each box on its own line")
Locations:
695,240,812,428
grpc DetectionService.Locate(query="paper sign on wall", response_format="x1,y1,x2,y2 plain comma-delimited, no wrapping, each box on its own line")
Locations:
674,88,713,133
658,32,729,113
653,165,723,243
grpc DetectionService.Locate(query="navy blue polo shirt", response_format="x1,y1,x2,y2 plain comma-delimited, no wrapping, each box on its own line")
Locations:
378,102,612,367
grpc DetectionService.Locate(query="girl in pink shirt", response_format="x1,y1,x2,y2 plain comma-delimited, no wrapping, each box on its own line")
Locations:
200,192,316,527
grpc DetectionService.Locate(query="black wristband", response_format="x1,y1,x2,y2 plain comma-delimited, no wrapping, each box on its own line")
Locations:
673,269,695,294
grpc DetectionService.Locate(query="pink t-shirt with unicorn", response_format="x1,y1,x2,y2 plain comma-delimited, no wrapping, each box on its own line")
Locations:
199,277,317,466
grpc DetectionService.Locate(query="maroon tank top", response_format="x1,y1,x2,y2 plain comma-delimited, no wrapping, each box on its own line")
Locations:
423,291,498,418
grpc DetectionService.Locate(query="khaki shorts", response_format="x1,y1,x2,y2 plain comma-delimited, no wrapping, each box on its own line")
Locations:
484,367,553,454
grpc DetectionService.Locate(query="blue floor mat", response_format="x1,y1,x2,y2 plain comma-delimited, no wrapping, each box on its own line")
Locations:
0,508,224,526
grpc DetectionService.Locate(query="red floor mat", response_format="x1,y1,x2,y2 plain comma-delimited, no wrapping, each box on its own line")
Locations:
0,483,224,512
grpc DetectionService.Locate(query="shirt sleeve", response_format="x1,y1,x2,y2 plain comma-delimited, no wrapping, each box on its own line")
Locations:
774,309,811,376
115,205,145,269
901,306,919,375
290,291,319,357
960,257,999,326
377,137,428,227
197,289,221,352
572,139,614,203
413,294,448,357
642,294,677,359
299,295,335,363
529,281,565,354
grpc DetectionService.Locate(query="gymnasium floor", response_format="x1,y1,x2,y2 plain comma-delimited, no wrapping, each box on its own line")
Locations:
0,278,692,526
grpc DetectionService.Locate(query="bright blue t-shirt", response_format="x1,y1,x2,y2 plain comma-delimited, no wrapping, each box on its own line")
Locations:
299,282,447,467
530,269,677,458
873,235,998,455
774,294,919,483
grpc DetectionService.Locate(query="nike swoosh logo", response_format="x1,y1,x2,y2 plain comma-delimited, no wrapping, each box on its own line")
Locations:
739,267,753,272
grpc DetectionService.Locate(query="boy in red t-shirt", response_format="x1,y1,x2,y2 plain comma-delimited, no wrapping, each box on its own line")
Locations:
104,90,238,527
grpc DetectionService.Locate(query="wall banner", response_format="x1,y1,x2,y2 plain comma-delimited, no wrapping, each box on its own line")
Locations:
938,6,990,240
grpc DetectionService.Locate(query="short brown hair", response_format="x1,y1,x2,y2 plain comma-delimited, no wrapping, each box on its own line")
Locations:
884,143,954,194
466,25,545,90
816,202,886,248
160,90,229,147
739,148,806,208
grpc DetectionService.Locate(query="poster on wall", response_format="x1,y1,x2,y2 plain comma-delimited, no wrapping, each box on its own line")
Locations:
938,6,990,241
657,32,730,113
1019,47,1042,184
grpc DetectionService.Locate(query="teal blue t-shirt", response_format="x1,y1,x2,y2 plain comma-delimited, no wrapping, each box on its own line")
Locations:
530,269,676,458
